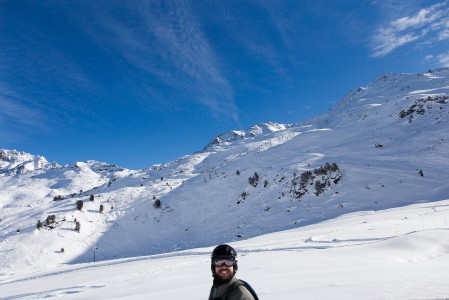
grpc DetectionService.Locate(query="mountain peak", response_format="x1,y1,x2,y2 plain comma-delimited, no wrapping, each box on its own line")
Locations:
203,121,291,151
0,68,448,276
0,149,60,176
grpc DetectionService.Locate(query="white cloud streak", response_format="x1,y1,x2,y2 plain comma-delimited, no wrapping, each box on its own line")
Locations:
0,86,48,137
371,1,449,57
437,52,449,67
82,1,238,120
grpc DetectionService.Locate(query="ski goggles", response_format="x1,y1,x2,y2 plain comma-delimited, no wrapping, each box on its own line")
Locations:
212,258,236,267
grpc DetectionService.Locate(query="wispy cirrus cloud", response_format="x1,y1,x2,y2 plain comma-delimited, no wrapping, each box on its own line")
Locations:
371,1,449,57
80,1,238,120
0,85,48,140
437,52,449,67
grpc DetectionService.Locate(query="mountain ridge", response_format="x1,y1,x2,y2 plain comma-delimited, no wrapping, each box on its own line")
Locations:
0,149,60,176
0,67,448,277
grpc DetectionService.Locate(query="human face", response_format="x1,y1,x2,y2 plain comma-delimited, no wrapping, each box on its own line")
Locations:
214,264,235,282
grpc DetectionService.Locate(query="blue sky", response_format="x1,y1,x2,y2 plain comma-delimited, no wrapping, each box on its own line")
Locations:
1,0,449,169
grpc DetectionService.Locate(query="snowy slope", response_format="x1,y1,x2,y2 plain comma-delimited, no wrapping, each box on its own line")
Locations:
0,68,448,280
1,199,448,299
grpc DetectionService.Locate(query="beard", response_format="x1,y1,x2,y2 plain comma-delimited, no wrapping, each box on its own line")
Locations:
214,267,235,284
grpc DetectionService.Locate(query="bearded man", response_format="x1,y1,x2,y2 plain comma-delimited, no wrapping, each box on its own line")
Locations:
208,244,258,300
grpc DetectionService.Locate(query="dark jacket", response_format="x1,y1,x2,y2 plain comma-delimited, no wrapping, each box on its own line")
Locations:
208,275,256,300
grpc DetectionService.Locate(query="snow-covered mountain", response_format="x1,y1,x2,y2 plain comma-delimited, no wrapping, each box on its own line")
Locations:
203,121,292,151
0,149,60,176
0,68,448,279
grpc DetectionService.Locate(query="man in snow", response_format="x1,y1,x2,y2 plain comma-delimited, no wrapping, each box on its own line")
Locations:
208,244,257,300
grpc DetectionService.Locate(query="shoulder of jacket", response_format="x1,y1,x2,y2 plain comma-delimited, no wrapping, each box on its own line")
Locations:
227,281,256,300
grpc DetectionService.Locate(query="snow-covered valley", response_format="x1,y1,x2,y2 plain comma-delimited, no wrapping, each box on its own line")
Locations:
1,199,448,299
1,68,449,299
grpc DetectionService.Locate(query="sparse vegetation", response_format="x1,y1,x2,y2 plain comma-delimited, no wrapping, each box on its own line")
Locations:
36,220,43,230
237,191,249,204
76,200,84,211
153,198,161,209
399,95,448,121
46,215,56,226
248,172,259,187
314,180,326,196
289,163,342,200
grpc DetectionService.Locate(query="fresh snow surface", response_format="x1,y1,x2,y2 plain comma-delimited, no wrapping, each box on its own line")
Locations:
0,199,448,299
1,68,449,299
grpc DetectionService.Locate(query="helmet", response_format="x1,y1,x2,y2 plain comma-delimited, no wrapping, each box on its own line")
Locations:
211,244,238,276
211,244,237,260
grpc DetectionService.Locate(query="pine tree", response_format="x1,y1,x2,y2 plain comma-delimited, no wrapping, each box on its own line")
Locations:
248,172,259,187
153,198,161,208
76,200,84,210
46,215,56,226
